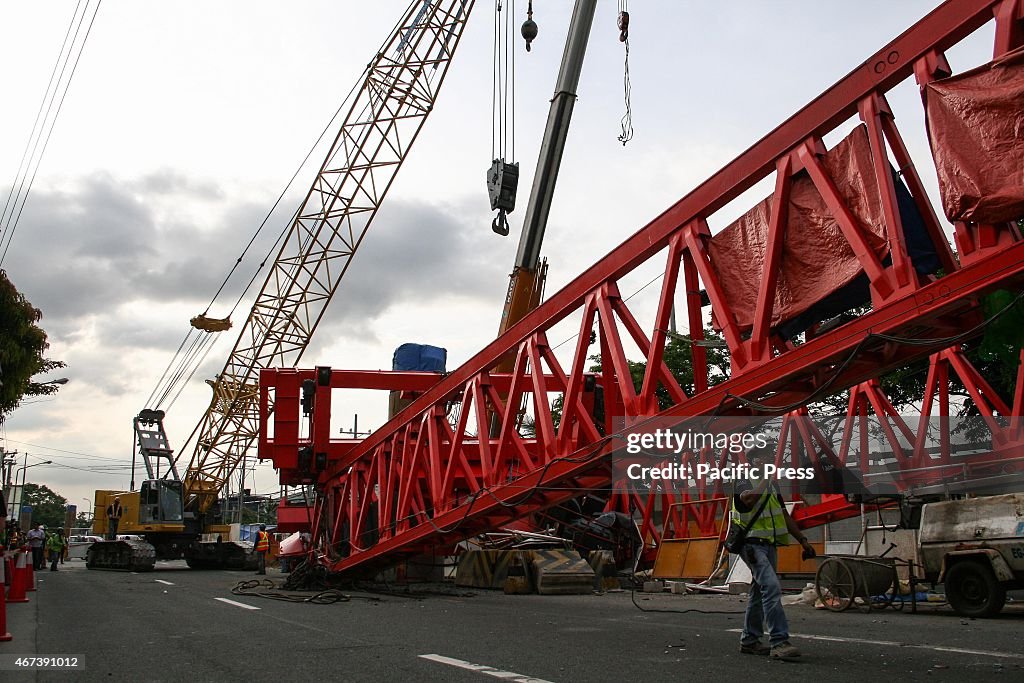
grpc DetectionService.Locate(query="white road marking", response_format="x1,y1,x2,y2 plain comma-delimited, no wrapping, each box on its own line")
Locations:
154,579,175,586
419,654,554,683
214,598,260,611
725,629,1024,659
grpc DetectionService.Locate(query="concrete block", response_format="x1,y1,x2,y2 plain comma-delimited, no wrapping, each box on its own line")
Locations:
643,580,665,593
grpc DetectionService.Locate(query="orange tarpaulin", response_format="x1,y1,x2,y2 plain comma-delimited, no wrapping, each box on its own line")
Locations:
707,125,887,331
925,46,1024,225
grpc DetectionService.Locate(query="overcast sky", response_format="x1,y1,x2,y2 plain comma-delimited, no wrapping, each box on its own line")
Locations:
0,1,994,520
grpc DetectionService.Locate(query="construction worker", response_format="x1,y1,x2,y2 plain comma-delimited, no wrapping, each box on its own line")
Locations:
27,523,46,570
253,524,270,575
46,527,66,571
732,445,816,662
106,496,123,540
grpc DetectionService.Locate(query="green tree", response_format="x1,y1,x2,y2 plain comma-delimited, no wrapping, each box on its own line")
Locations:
809,289,1024,425
23,482,70,529
0,269,65,419
541,328,730,431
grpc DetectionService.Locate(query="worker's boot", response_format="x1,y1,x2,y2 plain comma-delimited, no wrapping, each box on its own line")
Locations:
769,642,801,662
739,642,770,656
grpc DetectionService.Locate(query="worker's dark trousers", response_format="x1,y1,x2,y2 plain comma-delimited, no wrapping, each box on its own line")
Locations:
107,519,120,541
256,552,266,574
32,546,44,570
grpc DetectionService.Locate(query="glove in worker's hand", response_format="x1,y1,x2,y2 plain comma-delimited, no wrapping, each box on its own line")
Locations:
800,540,817,560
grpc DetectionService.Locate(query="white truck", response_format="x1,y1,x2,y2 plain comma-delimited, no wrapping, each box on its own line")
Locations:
918,493,1024,617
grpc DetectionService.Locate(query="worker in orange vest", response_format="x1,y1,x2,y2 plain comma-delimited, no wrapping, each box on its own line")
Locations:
106,497,124,540
254,524,270,575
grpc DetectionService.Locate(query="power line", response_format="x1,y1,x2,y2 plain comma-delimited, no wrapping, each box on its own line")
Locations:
1,437,126,463
0,0,103,266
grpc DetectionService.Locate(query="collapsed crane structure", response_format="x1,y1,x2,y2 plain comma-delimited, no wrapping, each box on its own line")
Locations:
259,0,1024,578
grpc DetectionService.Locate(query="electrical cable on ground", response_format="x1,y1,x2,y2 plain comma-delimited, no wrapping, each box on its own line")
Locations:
231,579,378,605
628,587,746,614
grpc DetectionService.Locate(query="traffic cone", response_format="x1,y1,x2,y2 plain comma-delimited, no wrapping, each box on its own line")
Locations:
0,555,12,640
6,551,29,603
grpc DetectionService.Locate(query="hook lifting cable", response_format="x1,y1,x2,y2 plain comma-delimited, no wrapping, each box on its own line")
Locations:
617,1,634,145
487,0,519,236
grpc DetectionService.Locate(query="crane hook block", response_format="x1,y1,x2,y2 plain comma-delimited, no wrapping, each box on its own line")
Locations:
488,158,519,236
488,158,519,212
190,314,232,333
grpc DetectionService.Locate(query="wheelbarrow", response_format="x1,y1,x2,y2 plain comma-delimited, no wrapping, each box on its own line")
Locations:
814,555,897,611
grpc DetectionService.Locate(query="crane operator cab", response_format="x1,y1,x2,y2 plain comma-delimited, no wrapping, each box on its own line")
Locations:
138,479,184,525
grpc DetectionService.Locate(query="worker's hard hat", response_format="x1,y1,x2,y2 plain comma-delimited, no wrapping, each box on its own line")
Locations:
259,524,266,531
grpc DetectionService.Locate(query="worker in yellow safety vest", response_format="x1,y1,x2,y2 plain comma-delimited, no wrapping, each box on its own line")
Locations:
732,445,816,662
254,524,270,575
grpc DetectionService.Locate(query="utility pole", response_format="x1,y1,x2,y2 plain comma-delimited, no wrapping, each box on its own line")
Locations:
2,448,17,518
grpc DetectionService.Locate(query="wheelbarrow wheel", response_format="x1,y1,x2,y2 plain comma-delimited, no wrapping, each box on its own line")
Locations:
815,557,856,611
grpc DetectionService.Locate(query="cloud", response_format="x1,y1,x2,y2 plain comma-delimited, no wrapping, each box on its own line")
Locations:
3,170,512,406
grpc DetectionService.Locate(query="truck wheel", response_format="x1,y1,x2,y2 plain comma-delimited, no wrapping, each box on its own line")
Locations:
945,560,1006,618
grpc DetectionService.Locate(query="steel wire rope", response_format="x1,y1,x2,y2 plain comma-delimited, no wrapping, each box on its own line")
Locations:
0,0,103,266
616,0,633,145
149,331,209,409
144,330,203,409
490,0,515,161
163,335,221,412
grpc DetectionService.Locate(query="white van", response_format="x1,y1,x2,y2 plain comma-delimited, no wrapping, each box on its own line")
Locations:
67,535,103,560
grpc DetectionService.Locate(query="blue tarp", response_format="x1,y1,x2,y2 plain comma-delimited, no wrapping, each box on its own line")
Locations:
392,343,447,373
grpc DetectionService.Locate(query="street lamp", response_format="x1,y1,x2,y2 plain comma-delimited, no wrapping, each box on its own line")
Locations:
41,378,69,385
82,497,93,523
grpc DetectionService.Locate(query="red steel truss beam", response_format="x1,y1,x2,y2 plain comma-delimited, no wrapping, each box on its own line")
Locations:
322,0,1020,478
256,0,1024,574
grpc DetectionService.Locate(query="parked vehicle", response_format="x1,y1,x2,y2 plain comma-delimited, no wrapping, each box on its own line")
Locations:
918,493,1024,617
67,535,104,560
